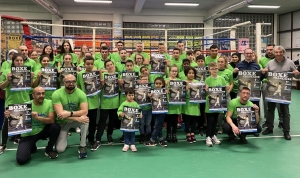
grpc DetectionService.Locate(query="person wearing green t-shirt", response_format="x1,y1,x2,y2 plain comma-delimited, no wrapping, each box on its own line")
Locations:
0,53,32,154
228,53,240,99
94,42,112,61
117,88,142,152
158,43,171,60
187,50,198,67
13,87,60,164
165,65,181,143
177,41,187,60
110,41,128,63
178,59,191,80
169,48,182,70
130,42,150,65
55,41,78,67
76,56,100,151
52,74,89,159
94,46,112,71
223,87,261,144
1,49,17,72
182,66,200,143
96,60,120,145
115,49,129,73
205,44,219,66
19,45,37,72
204,62,228,147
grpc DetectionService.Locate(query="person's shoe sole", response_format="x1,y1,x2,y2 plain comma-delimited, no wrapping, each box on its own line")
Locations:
91,145,100,151
45,152,58,159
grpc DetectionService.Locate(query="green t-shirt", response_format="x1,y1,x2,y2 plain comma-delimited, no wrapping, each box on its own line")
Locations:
55,53,78,65
94,52,112,61
170,58,182,68
190,61,198,67
0,69,30,107
100,72,119,109
178,71,187,80
22,99,54,137
205,56,219,66
130,52,149,61
52,87,88,124
218,69,233,86
117,100,140,119
182,79,200,116
77,70,100,110
165,78,182,115
227,98,253,119
1,61,11,72
33,69,56,100
204,75,226,113
259,56,272,83
24,58,37,72
180,51,187,60
227,64,238,93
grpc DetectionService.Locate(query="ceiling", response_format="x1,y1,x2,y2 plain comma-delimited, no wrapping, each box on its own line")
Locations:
0,0,299,16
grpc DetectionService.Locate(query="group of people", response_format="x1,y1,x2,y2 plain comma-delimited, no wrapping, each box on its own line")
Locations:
0,40,298,165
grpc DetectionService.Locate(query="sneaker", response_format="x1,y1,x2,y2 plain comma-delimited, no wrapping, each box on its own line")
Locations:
262,128,273,135
239,135,248,144
172,134,178,143
91,141,101,151
87,141,94,147
0,145,6,155
144,140,156,146
67,132,72,136
212,135,221,145
278,122,283,129
107,135,114,145
130,145,137,152
45,149,58,159
159,140,167,147
186,136,193,144
284,132,291,140
76,127,81,133
217,127,223,134
166,134,172,143
119,134,124,143
78,146,87,159
205,137,213,147
14,139,20,145
191,135,197,143
199,128,204,136
122,144,130,152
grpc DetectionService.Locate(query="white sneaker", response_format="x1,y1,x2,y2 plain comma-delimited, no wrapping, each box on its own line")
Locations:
205,137,213,147
130,145,137,152
122,144,129,152
76,127,81,133
212,135,221,145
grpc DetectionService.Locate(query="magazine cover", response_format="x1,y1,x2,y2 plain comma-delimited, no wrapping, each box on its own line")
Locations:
103,73,119,98
7,103,32,136
11,66,31,91
135,83,151,106
40,67,58,90
169,80,186,105
189,82,206,103
151,88,168,114
150,53,166,74
122,72,138,94
60,67,77,86
194,66,209,82
120,106,141,132
237,70,261,101
207,87,227,112
236,106,257,133
82,71,101,97
265,72,292,104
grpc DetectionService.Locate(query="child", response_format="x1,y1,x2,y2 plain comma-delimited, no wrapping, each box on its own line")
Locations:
117,88,143,152
178,59,191,80
165,65,181,143
183,66,200,143
144,77,167,147
76,56,100,151
186,50,198,67
204,62,227,147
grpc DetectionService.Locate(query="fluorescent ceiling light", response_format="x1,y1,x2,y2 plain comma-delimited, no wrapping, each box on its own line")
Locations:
74,0,112,3
164,3,199,6
248,5,280,8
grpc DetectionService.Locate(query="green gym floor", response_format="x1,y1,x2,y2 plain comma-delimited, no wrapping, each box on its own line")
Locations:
1,90,300,178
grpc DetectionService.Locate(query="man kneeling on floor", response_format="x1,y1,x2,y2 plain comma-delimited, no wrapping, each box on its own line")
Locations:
222,87,262,143
8,87,61,165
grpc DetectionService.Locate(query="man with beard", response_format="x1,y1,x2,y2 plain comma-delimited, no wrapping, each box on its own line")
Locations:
130,42,149,65
52,74,89,158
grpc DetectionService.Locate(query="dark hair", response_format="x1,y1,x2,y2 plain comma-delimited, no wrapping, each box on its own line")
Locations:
186,50,193,56
100,42,108,47
116,41,124,45
104,59,113,68
184,66,196,76
158,43,164,46
196,55,205,61
39,55,50,63
41,44,54,61
154,77,165,87
60,41,73,54
182,58,190,64
84,56,94,63
231,53,239,57
135,53,144,64
126,59,134,65
209,45,218,50
193,49,201,55
177,40,184,44
241,86,250,92
12,53,25,66
173,48,180,52
125,88,135,96
100,46,109,51
267,44,276,47
140,65,148,73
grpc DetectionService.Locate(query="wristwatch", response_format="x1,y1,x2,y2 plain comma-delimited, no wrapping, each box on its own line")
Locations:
70,111,73,117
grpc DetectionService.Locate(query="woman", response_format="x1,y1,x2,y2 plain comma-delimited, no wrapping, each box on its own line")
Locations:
55,41,78,67
78,44,89,65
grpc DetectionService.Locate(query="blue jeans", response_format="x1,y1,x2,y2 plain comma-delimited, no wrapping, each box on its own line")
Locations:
150,114,165,141
124,132,135,145
139,109,152,135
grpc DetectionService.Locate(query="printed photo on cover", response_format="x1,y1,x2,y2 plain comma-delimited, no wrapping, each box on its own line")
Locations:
207,87,227,112
237,70,261,101
189,82,206,103
40,67,58,90
122,72,138,93
135,83,151,106
150,53,166,74
120,106,141,132
103,73,119,97
7,103,32,136
82,71,101,97
236,106,258,133
194,66,209,82
11,66,31,91
151,89,168,114
59,67,77,86
169,80,186,105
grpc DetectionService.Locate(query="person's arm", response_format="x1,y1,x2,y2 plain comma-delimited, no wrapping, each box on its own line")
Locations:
31,111,55,124
31,71,41,88
117,103,124,117
225,110,240,135
252,104,260,124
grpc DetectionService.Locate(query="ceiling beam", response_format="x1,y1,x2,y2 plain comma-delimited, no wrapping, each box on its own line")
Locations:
134,0,146,14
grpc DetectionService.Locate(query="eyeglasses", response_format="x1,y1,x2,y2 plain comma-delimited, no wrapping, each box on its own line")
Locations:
245,53,253,55
65,80,76,84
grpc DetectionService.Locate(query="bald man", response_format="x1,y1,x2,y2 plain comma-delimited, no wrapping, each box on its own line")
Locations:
7,87,60,165
52,74,89,158
19,45,36,72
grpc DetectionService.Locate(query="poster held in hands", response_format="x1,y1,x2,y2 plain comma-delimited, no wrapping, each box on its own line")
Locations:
150,53,165,74
7,103,32,136
237,70,261,101
169,80,186,105
236,106,257,133
82,71,101,97
60,67,77,86
103,73,119,98
135,83,151,106
194,66,209,82
207,87,227,112
151,88,168,114
40,67,58,90
122,72,138,94
120,106,141,132
11,66,31,91
189,82,206,103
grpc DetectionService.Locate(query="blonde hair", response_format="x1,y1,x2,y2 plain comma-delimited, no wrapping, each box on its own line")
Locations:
78,44,89,64
252,51,258,64
218,55,228,68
